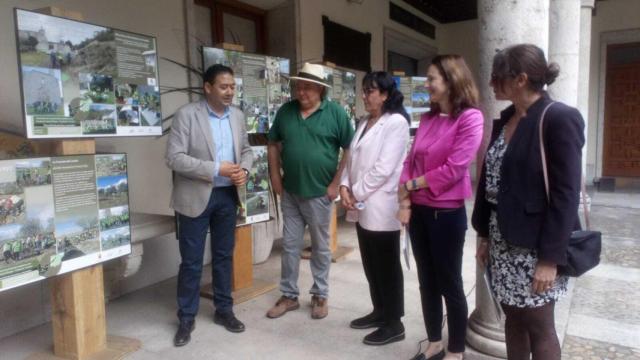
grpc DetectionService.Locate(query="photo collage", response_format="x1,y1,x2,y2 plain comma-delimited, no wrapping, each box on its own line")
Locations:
0,154,131,292
202,47,290,134
237,146,270,226
15,8,162,138
394,76,429,129
326,68,357,128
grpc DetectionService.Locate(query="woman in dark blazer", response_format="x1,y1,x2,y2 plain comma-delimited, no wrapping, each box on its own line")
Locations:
472,44,585,360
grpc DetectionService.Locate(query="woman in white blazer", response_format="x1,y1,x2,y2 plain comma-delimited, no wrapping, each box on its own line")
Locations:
339,71,410,346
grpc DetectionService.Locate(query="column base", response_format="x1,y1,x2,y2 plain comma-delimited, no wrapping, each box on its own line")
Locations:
466,309,507,359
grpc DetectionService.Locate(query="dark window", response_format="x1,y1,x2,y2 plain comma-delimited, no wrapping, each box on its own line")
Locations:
387,51,417,76
195,0,267,54
608,42,640,67
389,2,435,39
323,16,371,72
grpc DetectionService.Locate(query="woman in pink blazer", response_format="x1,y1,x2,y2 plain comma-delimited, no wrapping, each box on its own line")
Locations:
398,55,483,360
340,71,410,346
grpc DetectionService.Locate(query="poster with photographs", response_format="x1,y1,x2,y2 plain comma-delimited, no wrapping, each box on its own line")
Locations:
14,8,162,138
266,56,291,130
327,68,357,127
0,154,131,292
202,47,290,134
394,76,429,128
237,146,269,226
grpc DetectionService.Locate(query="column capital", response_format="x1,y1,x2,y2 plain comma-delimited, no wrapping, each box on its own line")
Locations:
581,0,595,9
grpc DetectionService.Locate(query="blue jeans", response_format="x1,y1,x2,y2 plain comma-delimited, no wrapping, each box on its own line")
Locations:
176,186,237,321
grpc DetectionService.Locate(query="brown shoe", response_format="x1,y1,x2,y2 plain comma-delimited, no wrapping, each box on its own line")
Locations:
311,295,328,319
266,296,300,318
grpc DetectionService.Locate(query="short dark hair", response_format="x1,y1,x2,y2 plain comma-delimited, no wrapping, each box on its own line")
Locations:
362,71,410,123
491,43,560,92
203,64,234,85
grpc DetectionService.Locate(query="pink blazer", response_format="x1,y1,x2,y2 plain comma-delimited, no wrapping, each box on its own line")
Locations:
340,113,409,231
400,108,484,208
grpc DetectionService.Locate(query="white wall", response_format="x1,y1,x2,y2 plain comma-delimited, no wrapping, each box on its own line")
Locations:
296,0,440,118
297,0,438,71
0,0,191,216
587,0,640,179
438,19,481,91
266,0,297,64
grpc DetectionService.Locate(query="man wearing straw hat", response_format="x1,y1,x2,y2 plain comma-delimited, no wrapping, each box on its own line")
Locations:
266,63,354,320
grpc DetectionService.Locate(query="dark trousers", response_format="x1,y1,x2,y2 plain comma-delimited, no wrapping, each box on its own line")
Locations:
409,205,468,353
176,186,237,321
356,223,404,324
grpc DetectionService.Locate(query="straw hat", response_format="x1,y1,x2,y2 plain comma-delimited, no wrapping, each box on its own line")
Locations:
289,63,332,88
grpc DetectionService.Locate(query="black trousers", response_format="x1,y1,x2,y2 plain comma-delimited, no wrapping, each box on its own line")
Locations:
409,205,468,353
356,223,404,324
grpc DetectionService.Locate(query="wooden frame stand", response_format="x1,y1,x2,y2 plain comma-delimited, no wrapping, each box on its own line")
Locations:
37,139,139,360
24,137,140,360
301,204,354,263
27,266,140,360
200,224,277,304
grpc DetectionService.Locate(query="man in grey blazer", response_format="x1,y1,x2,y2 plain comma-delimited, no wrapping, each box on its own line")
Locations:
166,64,253,347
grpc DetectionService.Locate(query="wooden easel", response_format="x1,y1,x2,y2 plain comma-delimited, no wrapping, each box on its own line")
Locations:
199,42,276,303
200,223,277,304
20,7,140,360
17,139,140,360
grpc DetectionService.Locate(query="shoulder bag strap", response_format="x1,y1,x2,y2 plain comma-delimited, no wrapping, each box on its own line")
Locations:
539,102,591,230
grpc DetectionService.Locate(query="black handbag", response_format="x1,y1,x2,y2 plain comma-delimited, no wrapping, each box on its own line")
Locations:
538,102,602,277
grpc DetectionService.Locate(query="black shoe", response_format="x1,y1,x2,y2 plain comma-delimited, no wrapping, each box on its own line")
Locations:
410,349,445,360
363,322,405,345
173,319,195,347
350,312,385,329
214,311,245,333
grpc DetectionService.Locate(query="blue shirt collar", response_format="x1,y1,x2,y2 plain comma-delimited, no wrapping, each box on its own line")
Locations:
206,103,230,119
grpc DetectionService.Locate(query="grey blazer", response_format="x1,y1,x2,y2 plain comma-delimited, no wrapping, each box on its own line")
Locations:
166,100,253,218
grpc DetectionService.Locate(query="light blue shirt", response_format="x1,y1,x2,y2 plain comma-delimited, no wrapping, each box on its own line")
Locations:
207,104,236,187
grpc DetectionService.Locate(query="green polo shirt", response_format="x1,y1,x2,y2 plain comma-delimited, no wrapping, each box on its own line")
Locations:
268,99,354,198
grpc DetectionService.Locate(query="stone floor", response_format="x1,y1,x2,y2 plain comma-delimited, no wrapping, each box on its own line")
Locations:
561,191,640,360
0,191,638,359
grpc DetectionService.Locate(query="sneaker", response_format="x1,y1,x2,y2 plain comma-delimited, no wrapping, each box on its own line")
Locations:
363,322,405,346
350,312,385,329
266,296,300,318
311,295,328,319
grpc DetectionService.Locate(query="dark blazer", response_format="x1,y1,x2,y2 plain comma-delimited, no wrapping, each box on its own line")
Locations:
471,94,585,266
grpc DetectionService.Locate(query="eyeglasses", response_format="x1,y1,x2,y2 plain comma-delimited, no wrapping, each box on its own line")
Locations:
362,87,379,95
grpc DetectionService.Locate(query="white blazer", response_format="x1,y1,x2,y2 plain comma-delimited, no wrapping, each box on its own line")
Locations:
340,112,409,231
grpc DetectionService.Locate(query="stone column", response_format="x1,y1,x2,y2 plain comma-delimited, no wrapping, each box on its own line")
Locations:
548,0,581,107
578,0,595,178
469,1,550,358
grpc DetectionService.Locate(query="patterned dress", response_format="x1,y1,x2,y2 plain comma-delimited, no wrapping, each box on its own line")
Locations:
484,129,568,308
